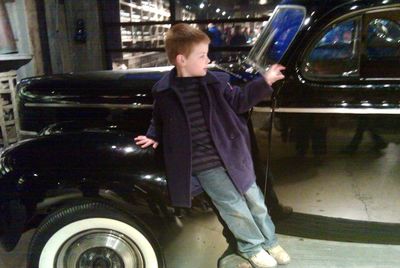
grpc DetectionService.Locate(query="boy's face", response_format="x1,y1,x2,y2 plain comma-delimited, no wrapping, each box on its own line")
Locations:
176,42,210,77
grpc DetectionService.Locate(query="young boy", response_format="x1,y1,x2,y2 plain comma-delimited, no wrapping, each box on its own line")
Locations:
135,23,290,268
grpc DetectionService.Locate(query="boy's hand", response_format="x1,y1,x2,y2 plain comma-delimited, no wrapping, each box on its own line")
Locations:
264,64,286,86
134,135,159,149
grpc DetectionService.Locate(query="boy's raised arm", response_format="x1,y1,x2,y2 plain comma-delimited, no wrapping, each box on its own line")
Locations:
222,64,285,114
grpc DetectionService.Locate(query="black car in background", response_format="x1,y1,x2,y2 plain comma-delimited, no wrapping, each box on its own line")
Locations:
247,0,400,223
1,0,400,267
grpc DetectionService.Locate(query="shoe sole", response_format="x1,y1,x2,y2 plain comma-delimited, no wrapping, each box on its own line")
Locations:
248,259,277,268
276,260,290,265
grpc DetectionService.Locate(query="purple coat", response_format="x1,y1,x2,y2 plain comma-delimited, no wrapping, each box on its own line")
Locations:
146,68,273,207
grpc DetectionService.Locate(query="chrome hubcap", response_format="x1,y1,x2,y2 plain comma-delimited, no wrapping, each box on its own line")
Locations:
56,230,145,268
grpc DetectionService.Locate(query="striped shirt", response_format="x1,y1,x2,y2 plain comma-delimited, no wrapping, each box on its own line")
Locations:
175,77,223,174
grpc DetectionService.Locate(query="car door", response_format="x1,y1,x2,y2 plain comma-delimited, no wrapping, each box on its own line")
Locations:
267,6,400,223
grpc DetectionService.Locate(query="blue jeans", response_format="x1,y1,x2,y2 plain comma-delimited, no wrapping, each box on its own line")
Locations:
196,166,278,258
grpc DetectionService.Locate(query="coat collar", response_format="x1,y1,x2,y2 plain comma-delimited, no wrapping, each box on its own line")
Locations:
153,67,228,93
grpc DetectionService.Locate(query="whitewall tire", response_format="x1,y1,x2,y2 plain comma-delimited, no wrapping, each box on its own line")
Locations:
27,200,164,268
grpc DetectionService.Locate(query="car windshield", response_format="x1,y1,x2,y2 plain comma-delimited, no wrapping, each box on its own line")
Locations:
246,5,306,72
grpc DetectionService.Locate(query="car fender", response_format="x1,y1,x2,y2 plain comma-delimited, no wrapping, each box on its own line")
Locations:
0,131,168,251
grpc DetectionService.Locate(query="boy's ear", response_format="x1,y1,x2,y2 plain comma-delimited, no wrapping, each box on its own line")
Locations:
176,54,186,66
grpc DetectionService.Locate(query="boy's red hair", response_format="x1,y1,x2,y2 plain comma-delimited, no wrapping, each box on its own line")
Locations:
165,23,210,65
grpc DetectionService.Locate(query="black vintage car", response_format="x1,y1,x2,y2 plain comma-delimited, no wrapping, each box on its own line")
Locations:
1,0,400,267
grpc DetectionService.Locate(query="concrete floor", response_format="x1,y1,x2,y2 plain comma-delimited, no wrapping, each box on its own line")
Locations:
161,211,400,268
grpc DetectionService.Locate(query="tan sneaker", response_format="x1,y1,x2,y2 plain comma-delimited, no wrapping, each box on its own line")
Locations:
267,245,291,265
249,250,277,268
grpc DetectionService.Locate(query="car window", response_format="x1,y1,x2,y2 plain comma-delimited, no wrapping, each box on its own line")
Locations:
302,19,360,80
362,16,400,78
247,6,305,72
